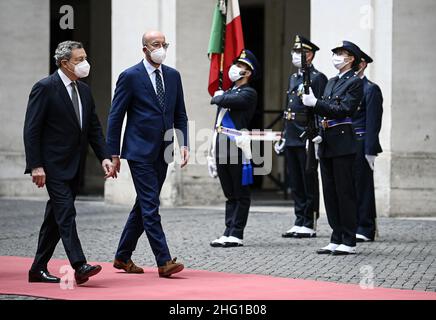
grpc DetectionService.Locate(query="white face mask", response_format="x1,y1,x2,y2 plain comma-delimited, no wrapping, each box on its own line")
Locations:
228,65,244,82
69,60,90,78
149,47,167,64
292,52,302,68
332,54,350,70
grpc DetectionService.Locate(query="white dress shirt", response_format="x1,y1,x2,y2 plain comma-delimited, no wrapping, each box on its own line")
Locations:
143,58,165,93
58,69,83,128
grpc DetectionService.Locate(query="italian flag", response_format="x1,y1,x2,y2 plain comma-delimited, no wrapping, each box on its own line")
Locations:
207,0,245,96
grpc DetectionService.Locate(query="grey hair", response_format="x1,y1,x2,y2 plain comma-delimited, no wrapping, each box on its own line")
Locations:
54,41,83,67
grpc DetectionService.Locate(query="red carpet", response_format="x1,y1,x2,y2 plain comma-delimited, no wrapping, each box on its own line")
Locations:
0,256,435,300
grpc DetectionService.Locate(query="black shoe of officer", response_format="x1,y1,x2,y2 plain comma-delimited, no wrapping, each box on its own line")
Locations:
281,226,301,238
28,269,60,283
74,264,102,285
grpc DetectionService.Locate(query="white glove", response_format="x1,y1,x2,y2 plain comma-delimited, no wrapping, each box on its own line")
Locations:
312,135,322,144
365,154,376,171
274,138,286,155
213,90,224,97
207,156,218,178
302,87,317,107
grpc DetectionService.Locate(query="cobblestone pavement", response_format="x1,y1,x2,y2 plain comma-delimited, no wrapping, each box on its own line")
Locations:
1,198,435,299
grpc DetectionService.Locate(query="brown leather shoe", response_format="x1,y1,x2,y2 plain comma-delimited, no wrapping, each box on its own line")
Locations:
113,259,144,274
158,258,184,278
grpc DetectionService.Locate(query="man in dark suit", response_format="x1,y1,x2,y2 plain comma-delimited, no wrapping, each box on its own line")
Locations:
209,49,259,248
24,41,114,284
281,35,327,239
303,41,363,255
107,31,189,277
353,49,383,242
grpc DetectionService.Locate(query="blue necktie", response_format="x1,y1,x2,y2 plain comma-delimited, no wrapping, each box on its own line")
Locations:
155,69,165,109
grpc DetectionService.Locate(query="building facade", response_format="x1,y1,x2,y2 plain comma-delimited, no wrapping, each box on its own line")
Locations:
1,0,435,216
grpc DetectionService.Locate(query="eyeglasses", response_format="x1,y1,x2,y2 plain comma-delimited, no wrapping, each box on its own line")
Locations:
146,42,170,50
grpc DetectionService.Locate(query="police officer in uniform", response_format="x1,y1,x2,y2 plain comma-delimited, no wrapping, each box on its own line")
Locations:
281,35,327,239
353,49,383,242
302,41,363,255
209,49,259,248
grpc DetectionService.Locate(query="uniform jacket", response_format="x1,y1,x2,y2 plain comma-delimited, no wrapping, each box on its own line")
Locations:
285,65,327,147
352,76,383,155
314,69,364,158
211,84,257,161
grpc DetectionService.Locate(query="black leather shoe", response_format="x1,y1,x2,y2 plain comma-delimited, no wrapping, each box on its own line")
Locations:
331,250,355,256
296,233,317,238
74,264,102,285
281,232,298,238
28,270,60,283
316,248,333,254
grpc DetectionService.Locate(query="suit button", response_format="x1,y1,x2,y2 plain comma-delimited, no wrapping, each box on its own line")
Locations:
341,131,344,134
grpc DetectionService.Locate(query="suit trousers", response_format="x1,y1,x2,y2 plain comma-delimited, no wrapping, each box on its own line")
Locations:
217,162,251,239
115,147,171,267
354,138,377,239
285,146,319,229
31,173,87,272
320,154,357,247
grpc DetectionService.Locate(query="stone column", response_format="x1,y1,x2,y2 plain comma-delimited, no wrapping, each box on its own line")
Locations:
173,0,226,206
390,0,436,216
0,0,50,197
105,0,180,206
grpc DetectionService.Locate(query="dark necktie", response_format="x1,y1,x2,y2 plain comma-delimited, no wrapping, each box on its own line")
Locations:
70,81,81,128
155,69,165,109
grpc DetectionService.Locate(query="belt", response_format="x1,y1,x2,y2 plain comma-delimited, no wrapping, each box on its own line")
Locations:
354,127,366,135
321,117,352,129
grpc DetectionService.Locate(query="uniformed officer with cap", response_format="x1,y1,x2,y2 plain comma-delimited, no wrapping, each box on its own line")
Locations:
209,49,259,248
281,35,327,239
353,49,383,242
302,40,363,255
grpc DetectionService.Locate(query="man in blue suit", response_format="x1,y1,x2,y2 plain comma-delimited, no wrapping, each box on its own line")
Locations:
107,31,189,277
352,49,383,242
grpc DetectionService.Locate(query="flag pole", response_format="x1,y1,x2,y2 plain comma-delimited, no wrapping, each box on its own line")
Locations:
218,0,227,90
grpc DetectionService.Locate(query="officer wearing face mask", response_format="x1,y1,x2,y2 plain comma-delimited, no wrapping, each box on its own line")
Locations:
352,49,383,243
281,35,327,240
209,49,259,248
302,41,364,255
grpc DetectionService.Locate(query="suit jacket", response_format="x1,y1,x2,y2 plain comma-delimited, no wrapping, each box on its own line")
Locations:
352,76,383,155
106,61,188,163
314,69,364,158
23,71,110,180
284,65,328,147
211,84,257,161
